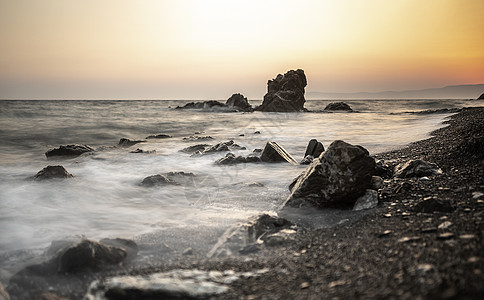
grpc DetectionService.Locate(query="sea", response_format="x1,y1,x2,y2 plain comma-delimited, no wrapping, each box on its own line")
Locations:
0,99,483,279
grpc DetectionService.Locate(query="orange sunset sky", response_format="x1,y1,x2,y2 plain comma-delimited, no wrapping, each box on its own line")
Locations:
1,0,483,100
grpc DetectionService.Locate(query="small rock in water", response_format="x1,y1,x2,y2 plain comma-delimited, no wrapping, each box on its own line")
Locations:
130,148,155,154
394,159,442,178
353,189,378,211
182,135,214,141
225,93,253,112
33,165,74,181
324,102,353,111
179,144,211,154
304,139,325,159
145,134,172,139
45,144,95,158
139,175,179,187
260,141,298,165
118,138,145,147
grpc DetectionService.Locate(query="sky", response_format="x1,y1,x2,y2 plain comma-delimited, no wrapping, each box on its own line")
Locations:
1,0,483,100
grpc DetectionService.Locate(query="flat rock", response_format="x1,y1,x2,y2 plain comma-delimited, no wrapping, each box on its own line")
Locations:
45,144,95,158
324,102,353,111
394,159,442,178
33,166,74,181
256,69,307,112
260,141,298,165
285,140,375,208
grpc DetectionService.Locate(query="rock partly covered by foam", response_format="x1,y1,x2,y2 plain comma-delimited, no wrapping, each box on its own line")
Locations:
260,142,298,165
45,144,94,158
285,140,375,208
256,69,307,112
478,93,484,100
33,166,74,181
226,93,253,112
393,159,442,178
324,102,353,111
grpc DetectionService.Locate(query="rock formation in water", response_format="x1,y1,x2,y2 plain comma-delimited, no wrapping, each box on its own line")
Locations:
33,166,74,180
118,138,145,147
256,69,307,112
478,92,484,100
260,142,298,165
226,93,253,112
285,140,375,208
324,102,353,111
300,139,325,164
45,144,94,158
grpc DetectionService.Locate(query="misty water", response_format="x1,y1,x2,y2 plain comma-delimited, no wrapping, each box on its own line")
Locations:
0,99,482,280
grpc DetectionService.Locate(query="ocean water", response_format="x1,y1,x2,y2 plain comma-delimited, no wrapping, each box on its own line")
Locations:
0,99,482,271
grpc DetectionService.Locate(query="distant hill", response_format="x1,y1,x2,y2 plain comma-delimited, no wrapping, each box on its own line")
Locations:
307,84,484,100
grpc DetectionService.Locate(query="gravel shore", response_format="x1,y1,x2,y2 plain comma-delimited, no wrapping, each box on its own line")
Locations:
212,107,484,299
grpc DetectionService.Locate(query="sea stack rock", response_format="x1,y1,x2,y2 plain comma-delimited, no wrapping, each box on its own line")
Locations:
256,69,307,112
226,93,253,112
324,102,353,111
285,140,375,208
478,93,484,100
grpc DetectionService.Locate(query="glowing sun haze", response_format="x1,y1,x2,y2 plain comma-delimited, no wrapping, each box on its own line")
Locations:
1,0,483,99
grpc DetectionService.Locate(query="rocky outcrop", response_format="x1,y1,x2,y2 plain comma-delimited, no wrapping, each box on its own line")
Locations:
146,134,172,139
215,153,261,165
33,166,74,181
260,142,298,165
324,102,353,111
285,140,375,208
301,139,325,164
393,159,442,178
175,100,227,110
478,93,484,100
118,138,145,147
256,69,307,112
226,93,253,112
45,144,94,158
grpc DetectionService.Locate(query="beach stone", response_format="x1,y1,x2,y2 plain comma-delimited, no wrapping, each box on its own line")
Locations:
118,138,145,147
260,141,298,165
226,93,253,112
140,175,178,187
324,102,353,111
180,144,210,154
146,134,171,139
33,166,74,181
256,69,307,112
99,238,138,260
353,189,378,211
374,159,394,178
478,92,484,100
51,239,127,273
413,198,454,213
285,140,375,208
371,175,384,190
45,144,94,158
394,159,442,178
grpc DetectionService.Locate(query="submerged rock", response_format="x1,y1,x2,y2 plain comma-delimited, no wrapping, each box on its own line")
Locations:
145,134,172,139
285,140,375,208
226,93,253,112
139,175,179,187
45,144,94,158
260,141,298,165
324,102,353,111
394,159,442,178
179,144,211,154
163,171,197,185
215,153,261,165
130,148,155,154
256,69,307,112
118,138,145,147
33,166,74,181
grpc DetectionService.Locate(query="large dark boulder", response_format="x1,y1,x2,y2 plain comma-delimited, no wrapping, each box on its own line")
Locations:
256,69,307,112
45,144,94,158
260,142,298,165
301,139,325,164
226,93,253,112
285,140,375,208
33,166,74,181
324,102,353,111
478,93,484,100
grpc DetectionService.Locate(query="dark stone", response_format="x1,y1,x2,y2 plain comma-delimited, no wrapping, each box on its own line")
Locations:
99,238,138,260
300,155,315,165
324,102,353,111
179,144,211,154
413,198,454,213
215,153,261,165
304,139,324,158
145,134,171,139
260,142,298,165
53,239,127,273
197,140,245,155
394,159,442,178
256,69,307,112
176,100,227,110
226,93,253,112
477,92,484,100
285,140,375,208
182,136,214,141
374,160,394,178
163,171,197,185
45,144,94,158
33,166,74,181
130,148,155,154
118,138,145,147
140,175,179,187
